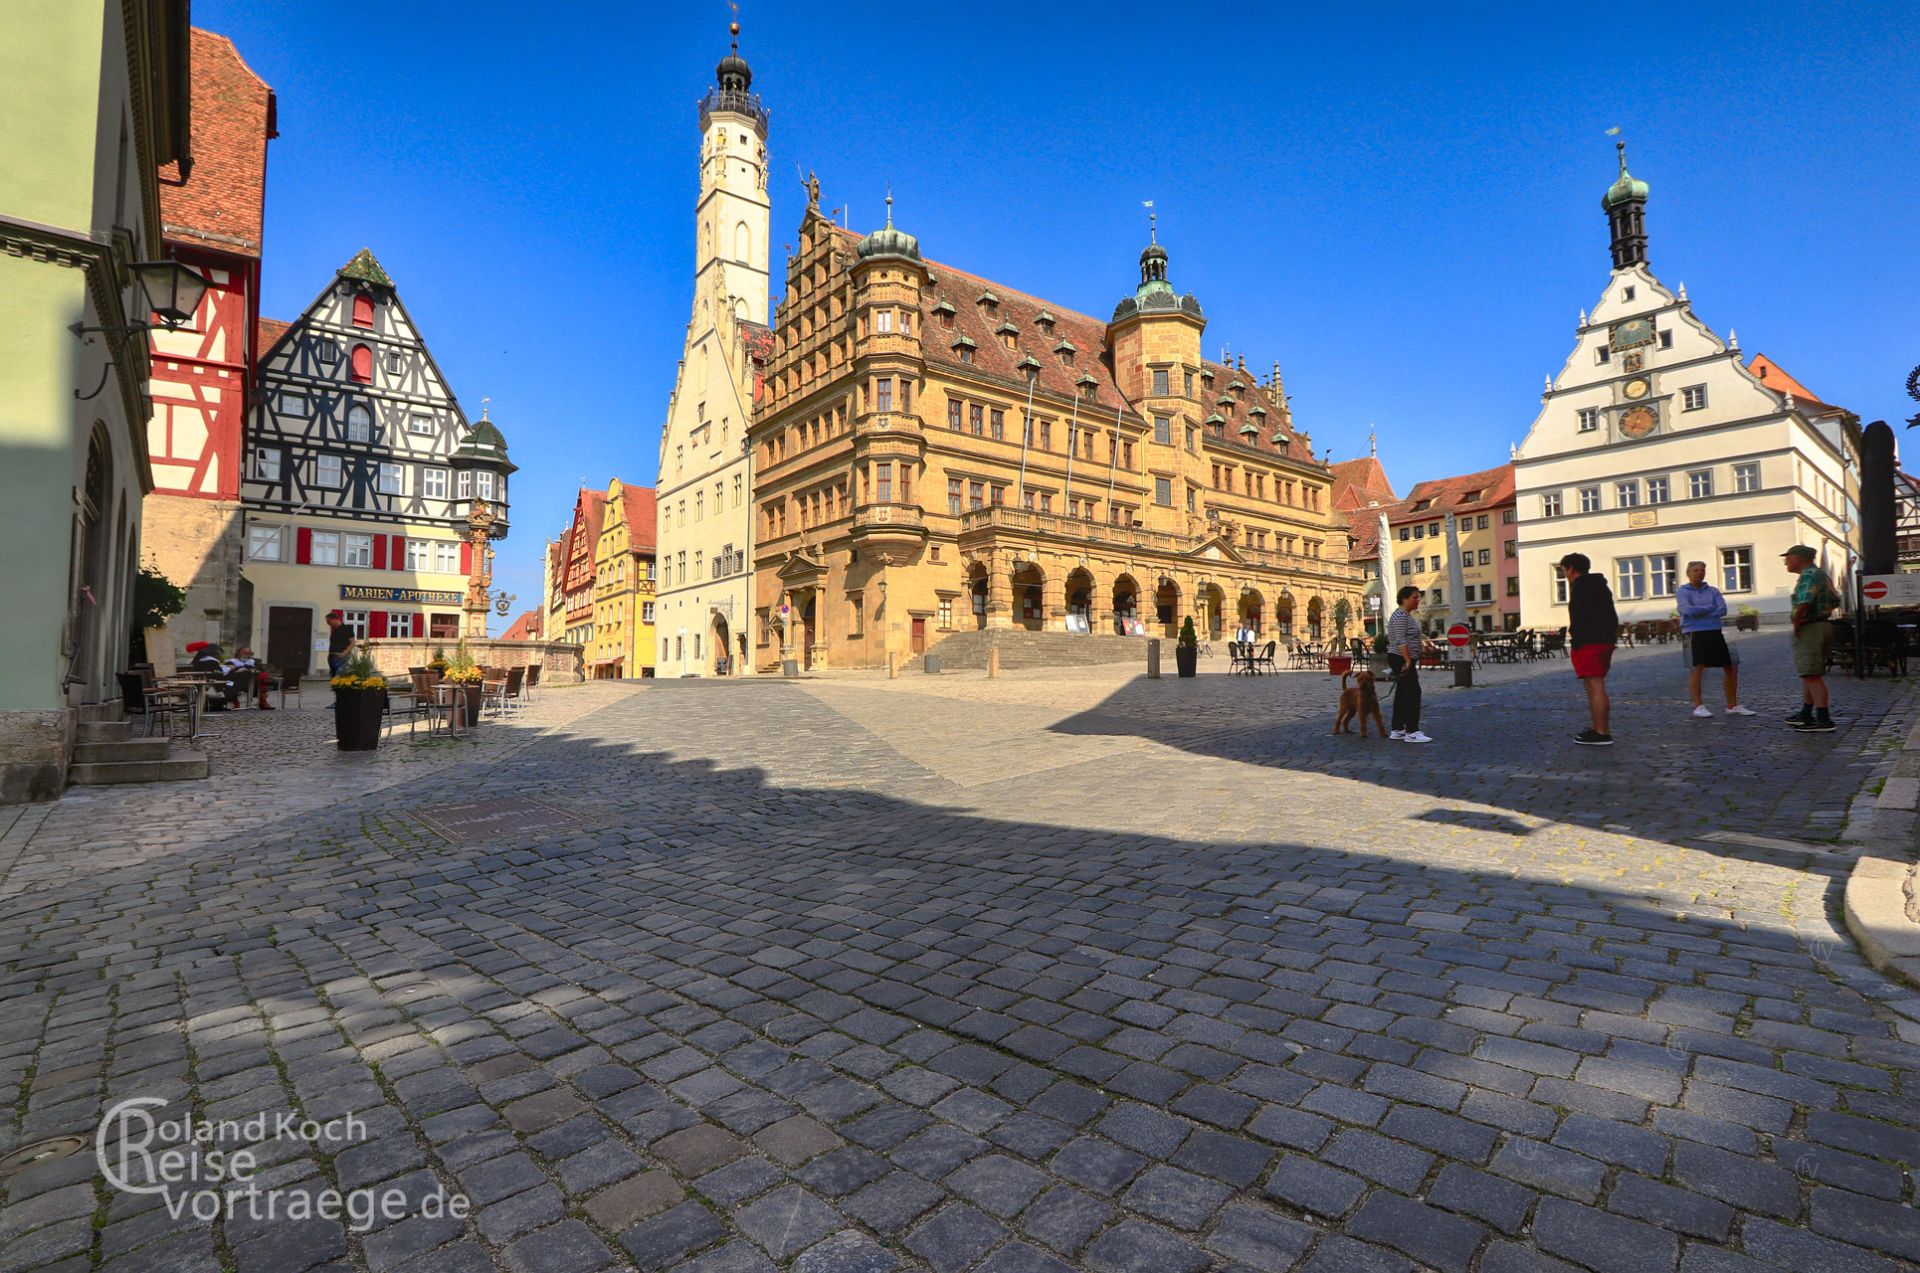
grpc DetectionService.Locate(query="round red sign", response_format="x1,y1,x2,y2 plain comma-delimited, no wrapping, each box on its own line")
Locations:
1447,623,1472,648
1863,580,1889,601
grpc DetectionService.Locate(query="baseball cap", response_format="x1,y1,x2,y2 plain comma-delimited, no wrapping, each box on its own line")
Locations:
1780,545,1817,559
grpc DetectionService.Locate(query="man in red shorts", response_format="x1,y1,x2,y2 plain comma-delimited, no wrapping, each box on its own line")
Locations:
1560,552,1618,746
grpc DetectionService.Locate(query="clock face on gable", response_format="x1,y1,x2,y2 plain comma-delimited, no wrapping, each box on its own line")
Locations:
1620,406,1658,439
1623,377,1651,400
1610,318,1655,351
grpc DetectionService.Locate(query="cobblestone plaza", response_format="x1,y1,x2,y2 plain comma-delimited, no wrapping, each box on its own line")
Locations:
3,635,1919,1272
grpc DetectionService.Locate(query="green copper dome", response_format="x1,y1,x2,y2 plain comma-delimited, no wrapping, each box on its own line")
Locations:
857,193,921,263
1601,141,1649,211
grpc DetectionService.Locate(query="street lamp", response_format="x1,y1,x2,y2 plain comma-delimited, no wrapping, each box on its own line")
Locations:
69,259,208,337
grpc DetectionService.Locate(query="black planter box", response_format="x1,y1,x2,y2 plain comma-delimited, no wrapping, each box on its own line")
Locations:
1176,645,1198,678
335,687,386,751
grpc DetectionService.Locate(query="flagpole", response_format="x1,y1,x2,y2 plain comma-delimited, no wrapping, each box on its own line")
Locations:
1103,400,1123,520
1013,368,1039,510
1061,392,1082,520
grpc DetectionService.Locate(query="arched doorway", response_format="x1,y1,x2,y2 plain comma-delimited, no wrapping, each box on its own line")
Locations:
1196,583,1226,641
1307,596,1325,640
1237,588,1265,639
1012,563,1045,632
1276,590,1295,639
1065,567,1094,634
800,594,816,670
1113,574,1140,636
1154,578,1181,638
710,613,731,676
967,562,989,629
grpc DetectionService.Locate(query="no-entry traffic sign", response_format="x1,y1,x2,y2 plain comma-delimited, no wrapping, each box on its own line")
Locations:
1862,574,1920,605
1447,623,1472,648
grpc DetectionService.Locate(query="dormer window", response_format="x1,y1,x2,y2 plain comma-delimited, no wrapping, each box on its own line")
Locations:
995,320,1019,350
1054,339,1076,366
1034,310,1056,332
1076,374,1097,399
933,300,956,328
1200,366,1215,383
976,290,999,315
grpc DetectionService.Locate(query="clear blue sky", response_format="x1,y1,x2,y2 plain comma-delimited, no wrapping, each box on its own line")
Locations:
199,1,1919,618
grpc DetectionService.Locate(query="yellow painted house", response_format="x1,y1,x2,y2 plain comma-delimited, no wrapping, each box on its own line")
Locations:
590,479,658,678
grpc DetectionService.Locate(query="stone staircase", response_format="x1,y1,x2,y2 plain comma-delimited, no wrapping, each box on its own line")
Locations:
67,718,208,787
924,628,1154,671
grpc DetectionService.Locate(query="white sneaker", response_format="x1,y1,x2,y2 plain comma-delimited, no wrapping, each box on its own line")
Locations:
1389,730,1406,739
1691,705,1712,718
1724,705,1755,716
1400,731,1433,743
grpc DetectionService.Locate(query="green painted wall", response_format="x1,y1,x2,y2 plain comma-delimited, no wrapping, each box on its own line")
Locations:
0,256,88,711
0,3,106,231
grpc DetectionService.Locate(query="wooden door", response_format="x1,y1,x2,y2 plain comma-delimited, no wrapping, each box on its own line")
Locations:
911,617,926,654
267,606,311,677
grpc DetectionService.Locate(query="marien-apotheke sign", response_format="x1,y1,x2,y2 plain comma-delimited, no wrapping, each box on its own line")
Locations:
339,584,464,605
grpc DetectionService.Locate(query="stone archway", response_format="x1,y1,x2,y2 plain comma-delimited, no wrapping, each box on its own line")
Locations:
1237,587,1265,638
1154,577,1181,639
966,561,989,630
1195,582,1227,642
1112,573,1140,636
1307,596,1325,640
1276,590,1295,638
1011,562,1045,632
709,611,732,676
1065,567,1095,634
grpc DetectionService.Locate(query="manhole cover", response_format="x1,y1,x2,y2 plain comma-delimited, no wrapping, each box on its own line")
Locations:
0,1136,85,1177
414,797,586,844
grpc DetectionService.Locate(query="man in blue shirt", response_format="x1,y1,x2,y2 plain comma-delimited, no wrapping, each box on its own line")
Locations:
1676,561,1752,718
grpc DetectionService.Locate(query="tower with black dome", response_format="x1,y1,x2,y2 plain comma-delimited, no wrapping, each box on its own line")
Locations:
1602,140,1649,270
695,21,770,326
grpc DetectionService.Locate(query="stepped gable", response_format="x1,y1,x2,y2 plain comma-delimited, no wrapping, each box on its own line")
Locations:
822,224,1320,468
159,28,275,255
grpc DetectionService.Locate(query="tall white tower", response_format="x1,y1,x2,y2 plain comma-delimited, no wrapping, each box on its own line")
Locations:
654,22,771,676
696,22,770,326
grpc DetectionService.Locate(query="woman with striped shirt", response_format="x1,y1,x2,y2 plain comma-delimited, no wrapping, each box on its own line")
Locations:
1387,586,1432,743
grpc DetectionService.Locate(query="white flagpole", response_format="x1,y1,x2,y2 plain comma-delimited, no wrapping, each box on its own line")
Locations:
1013,368,1039,510
1061,391,1082,519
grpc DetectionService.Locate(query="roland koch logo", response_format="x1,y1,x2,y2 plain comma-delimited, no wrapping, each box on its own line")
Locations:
96,1097,469,1230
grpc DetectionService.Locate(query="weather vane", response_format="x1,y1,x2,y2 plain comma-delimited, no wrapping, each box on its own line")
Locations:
1143,199,1156,243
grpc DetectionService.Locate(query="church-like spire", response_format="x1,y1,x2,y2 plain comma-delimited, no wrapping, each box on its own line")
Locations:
1602,139,1650,270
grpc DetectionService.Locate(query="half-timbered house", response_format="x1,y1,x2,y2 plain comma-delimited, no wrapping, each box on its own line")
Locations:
143,27,275,658
241,248,508,674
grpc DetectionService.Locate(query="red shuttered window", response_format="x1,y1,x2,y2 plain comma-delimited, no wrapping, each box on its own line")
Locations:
351,295,374,328
372,536,387,570
391,534,405,569
349,345,372,384
460,543,473,574
369,612,388,638
295,527,313,564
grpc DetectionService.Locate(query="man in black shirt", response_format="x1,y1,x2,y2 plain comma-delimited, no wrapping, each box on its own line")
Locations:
1560,553,1618,746
326,610,354,678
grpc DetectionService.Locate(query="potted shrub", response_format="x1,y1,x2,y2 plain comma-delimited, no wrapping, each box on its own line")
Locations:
330,650,387,751
427,645,449,678
443,640,485,726
1734,605,1760,632
1175,617,1199,678
1367,632,1394,676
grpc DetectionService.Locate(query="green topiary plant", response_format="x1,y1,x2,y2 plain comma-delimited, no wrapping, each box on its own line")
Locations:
1332,597,1352,638
1178,617,1198,648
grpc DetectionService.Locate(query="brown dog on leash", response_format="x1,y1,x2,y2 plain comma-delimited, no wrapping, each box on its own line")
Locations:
1332,668,1388,737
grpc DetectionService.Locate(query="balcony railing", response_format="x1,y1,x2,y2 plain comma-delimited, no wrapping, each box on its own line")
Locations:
853,502,925,532
698,87,768,137
958,506,1360,580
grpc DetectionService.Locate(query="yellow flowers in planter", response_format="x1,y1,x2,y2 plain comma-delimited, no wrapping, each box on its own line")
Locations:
442,639,484,684
329,650,387,691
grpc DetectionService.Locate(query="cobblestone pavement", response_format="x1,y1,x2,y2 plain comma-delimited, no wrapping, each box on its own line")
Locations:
1,635,1918,1273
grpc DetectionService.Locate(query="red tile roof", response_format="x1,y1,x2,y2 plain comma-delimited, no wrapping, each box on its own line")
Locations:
1747,353,1845,417
159,29,274,256
618,483,658,554
1330,456,1397,513
499,609,542,641
1345,463,1514,563
822,222,1319,468
256,317,291,356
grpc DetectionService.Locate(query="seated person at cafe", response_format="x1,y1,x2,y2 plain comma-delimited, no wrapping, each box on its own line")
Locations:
223,646,273,709
185,642,235,710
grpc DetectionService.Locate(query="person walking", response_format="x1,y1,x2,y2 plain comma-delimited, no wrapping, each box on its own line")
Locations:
325,610,354,701
1560,552,1617,745
1783,545,1841,732
1677,561,1753,717
1386,585,1432,743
